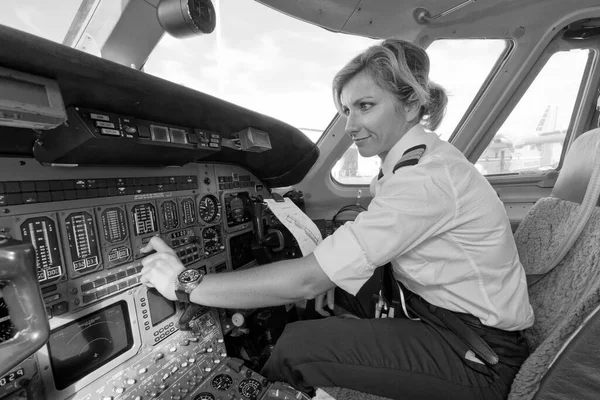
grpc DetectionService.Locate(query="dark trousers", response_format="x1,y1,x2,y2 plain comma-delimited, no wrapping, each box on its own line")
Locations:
261,270,529,400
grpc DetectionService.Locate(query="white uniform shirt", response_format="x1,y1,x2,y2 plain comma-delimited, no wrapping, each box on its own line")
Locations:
313,124,534,330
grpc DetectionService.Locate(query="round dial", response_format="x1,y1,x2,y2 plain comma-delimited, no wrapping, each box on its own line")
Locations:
239,378,262,399
193,393,215,400
198,195,220,223
0,299,16,343
211,374,233,391
202,227,222,255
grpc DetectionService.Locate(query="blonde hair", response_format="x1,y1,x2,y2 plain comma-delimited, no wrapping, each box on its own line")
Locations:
332,38,447,131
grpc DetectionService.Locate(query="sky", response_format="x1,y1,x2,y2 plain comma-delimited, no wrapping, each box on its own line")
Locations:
0,0,587,146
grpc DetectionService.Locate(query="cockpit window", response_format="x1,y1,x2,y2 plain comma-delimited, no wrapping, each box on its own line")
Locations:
475,48,591,175
143,0,376,143
0,0,85,44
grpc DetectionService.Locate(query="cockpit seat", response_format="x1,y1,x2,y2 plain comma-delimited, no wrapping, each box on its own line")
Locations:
509,128,600,399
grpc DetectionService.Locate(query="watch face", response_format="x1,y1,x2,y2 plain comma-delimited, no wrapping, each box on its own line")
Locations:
179,268,201,284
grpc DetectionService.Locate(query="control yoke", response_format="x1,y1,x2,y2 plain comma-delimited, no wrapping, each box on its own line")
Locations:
0,237,50,376
251,198,283,250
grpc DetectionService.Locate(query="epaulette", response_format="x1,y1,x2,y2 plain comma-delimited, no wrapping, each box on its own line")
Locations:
392,144,427,173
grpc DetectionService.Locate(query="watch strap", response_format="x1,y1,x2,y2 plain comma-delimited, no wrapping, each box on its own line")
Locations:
175,289,191,303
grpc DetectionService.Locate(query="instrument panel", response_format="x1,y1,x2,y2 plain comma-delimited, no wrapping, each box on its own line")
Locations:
0,159,284,400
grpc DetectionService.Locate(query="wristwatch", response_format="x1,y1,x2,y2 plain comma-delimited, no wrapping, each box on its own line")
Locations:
175,268,204,303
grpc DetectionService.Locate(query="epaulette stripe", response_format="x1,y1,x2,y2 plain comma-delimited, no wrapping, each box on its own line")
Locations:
403,144,427,155
392,144,427,173
393,159,419,172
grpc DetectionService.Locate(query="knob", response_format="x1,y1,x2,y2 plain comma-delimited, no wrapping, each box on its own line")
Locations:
188,357,196,363
220,352,227,357
204,367,212,372
206,347,213,353
162,373,170,381
180,387,189,394
181,362,189,368
114,387,125,394
189,337,199,342
179,339,190,347
245,369,253,378
138,367,148,375
171,366,179,373
169,346,177,353
153,352,164,362
213,359,221,364
217,338,224,343
171,395,182,400
126,378,136,385
134,397,142,400
101,397,113,400
231,313,245,327
149,391,158,398
204,177,211,185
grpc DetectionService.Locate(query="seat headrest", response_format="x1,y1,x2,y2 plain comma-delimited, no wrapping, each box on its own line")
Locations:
551,128,600,206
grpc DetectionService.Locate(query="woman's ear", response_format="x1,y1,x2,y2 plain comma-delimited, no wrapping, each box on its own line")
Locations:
403,102,421,123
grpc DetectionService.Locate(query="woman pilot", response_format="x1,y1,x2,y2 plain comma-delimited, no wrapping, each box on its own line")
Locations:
140,38,534,400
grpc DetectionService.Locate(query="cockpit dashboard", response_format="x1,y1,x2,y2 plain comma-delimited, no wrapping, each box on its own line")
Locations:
0,153,302,400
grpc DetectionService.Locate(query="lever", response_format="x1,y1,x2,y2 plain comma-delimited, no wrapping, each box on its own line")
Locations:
252,199,267,244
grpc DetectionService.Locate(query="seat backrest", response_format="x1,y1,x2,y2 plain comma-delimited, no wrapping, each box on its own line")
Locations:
509,128,600,399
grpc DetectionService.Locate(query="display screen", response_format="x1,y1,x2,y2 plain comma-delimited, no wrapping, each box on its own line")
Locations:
0,76,50,106
47,301,133,390
224,192,252,227
147,288,176,326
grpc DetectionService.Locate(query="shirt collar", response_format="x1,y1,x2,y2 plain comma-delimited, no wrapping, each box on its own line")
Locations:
380,124,431,176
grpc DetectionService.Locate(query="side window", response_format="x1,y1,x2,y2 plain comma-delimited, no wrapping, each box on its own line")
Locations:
332,39,508,185
475,49,591,175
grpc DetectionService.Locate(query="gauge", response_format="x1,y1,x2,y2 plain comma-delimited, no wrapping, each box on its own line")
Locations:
160,200,180,231
180,198,197,226
198,195,220,223
193,393,215,400
211,374,233,391
239,378,262,399
131,203,158,236
0,299,16,344
202,226,222,255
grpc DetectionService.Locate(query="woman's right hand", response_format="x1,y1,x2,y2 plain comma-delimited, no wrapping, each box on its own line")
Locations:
314,287,335,316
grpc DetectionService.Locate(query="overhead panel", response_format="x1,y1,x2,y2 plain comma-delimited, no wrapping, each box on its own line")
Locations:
255,0,361,32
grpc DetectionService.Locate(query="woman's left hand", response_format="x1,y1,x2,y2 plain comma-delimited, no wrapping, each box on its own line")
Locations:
314,287,335,316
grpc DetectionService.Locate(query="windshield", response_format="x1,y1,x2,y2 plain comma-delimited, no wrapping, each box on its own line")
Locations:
0,0,375,143
0,0,84,44
144,1,376,143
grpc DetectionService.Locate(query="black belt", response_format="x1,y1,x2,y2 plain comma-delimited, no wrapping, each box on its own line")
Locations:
378,263,500,366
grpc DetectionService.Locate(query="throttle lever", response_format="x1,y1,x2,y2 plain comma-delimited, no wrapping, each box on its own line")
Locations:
0,238,50,376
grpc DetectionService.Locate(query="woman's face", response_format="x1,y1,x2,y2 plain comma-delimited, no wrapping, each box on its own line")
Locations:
340,72,419,161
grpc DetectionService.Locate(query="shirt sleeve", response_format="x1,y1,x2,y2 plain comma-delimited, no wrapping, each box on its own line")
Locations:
313,160,457,295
